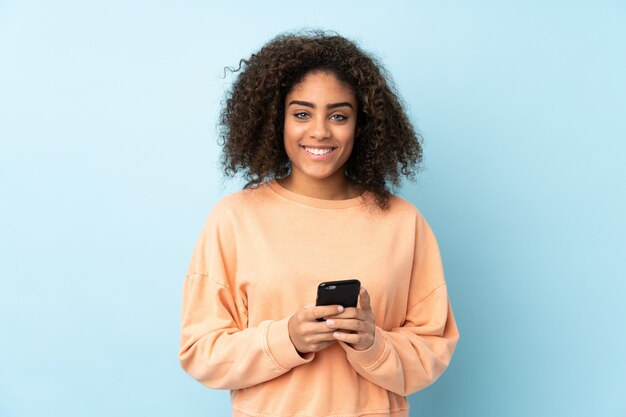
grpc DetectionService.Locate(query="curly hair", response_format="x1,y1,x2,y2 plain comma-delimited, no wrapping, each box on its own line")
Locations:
218,30,423,211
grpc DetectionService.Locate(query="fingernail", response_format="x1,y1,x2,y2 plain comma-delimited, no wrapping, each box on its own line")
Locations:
337,306,344,312
326,319,335,327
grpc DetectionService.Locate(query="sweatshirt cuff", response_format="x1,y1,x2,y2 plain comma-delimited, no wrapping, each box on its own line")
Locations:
266,316,314,371
340,327,389,370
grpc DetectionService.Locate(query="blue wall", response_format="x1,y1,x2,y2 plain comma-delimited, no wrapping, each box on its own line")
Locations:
1,1,624,416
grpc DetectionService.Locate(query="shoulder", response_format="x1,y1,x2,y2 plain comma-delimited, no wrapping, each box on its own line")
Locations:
378,192,425,220
204,182,273,223
379,192,438,237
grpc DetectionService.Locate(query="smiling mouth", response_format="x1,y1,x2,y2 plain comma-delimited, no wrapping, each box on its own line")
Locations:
300,145,338,155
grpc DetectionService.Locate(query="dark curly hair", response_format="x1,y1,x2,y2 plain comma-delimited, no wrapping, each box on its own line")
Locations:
218,30,423,211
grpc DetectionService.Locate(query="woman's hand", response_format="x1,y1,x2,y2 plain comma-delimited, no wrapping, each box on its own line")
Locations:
325,288,376,351
288,304,345,355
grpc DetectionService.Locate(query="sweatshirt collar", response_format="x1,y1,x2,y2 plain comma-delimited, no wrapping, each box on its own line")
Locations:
265,179,368,209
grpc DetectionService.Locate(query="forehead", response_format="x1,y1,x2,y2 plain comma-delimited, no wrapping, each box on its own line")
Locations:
287,71,356,102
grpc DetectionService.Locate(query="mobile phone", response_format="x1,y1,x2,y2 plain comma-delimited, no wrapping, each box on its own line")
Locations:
315,279,361,321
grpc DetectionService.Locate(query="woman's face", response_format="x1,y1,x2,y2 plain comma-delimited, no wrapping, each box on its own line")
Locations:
283,71,358,184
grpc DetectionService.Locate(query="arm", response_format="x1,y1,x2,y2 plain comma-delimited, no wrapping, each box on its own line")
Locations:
179,274,313,390
178,205,313,390
335,214,460,396
337,284,458,396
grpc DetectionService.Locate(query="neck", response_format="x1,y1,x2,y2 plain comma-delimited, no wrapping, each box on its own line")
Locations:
277,171,359,200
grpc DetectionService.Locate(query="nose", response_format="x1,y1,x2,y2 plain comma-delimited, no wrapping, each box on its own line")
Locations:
309,116,330,139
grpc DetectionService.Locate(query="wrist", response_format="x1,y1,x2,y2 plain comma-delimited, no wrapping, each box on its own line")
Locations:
287,315,306,355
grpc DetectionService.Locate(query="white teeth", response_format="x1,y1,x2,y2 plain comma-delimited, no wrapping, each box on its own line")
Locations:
304,146,334,155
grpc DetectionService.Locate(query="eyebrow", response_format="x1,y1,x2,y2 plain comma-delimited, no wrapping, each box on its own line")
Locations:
288,100,353,109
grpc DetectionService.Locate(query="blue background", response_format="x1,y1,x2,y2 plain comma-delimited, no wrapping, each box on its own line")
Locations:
1,1,624,416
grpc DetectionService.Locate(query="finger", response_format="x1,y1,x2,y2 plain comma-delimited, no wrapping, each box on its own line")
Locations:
299,326,337,343
326,307,360,320
332,331,360,344
310,330,338,343
358,288,371,311
326,318,366,332
307,305,344,321
311,321,338,334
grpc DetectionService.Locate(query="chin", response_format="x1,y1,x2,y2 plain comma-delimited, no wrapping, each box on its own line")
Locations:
301,168,342,180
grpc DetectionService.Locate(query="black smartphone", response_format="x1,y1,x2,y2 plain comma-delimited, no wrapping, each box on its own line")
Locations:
315,279,361,321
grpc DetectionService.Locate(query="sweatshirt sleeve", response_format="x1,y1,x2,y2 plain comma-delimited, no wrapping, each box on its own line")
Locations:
337,212,460,396
178,202,313,390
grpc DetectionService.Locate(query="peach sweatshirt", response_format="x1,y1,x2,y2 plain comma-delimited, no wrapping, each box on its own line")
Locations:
179,179,459,417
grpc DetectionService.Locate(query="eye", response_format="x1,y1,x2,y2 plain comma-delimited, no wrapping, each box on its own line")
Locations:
294,112,310,120
330,114,348,121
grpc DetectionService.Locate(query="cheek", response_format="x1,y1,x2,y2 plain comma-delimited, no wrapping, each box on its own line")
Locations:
283,122,302,159
338,125,356,148
283,120,304,141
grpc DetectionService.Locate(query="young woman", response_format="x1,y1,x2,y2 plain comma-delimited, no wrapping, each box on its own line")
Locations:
179,31,459,417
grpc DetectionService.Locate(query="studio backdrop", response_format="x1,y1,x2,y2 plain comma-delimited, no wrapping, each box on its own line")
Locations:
0,1,624,416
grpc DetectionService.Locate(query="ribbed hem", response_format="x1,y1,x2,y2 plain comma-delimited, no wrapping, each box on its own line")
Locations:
265,179,368,209
340,327,389,370
266,316,314,370
233,407,409,417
